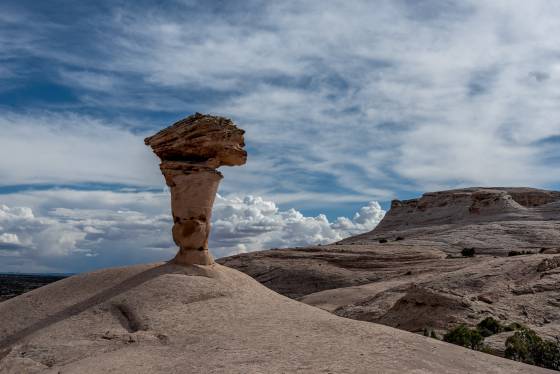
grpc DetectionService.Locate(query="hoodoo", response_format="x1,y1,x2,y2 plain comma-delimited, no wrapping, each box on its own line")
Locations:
145,113,246,265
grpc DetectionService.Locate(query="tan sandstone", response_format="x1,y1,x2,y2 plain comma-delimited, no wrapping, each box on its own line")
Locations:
219,187,560,354
145,113,246,266
0,263,551,373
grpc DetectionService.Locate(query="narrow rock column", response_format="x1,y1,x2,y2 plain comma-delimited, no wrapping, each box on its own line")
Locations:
145,113,247,266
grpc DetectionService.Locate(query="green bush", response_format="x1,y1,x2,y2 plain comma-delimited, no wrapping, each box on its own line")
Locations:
504,322,525,332
443,325,484,350
441,319,558,371
422,328,439,340
461,247,475,257
505,328,560,370
477,317,503,337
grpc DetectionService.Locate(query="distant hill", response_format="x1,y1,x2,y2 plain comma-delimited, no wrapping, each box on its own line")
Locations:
0,274,67,302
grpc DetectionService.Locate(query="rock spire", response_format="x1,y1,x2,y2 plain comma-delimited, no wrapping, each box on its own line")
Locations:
145,113,246,265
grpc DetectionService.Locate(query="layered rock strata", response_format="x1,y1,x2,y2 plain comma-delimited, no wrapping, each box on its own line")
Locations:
374,187,560,233
145,113,246,265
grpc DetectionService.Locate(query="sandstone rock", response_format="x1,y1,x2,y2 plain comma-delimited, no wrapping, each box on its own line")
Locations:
0,263,551,373
345,187,560,255
537,256,560,272
220,187,560,353
145,113,246,266
372,187,559,234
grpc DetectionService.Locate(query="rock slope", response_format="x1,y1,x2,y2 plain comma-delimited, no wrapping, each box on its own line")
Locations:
219,187,560,346
0,263,549,373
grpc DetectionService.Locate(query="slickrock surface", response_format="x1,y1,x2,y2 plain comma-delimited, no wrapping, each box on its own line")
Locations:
0,263,550,373
219,187,560,345
145,113,246,266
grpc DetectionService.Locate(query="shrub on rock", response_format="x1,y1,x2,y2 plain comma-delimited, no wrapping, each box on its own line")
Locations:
505,327,560,370
443,325,483,350
461,248,475,257
477,317,503,337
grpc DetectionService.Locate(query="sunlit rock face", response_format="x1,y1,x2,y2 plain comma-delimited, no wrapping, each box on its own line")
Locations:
145,113,246,265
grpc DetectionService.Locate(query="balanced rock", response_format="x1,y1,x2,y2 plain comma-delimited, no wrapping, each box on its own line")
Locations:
145,113,246,266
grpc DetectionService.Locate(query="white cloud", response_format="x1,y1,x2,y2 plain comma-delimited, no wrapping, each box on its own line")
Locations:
0,233,20,245
211,195,384,257
0,190,384,273
0,111,162,187
2,1,560,199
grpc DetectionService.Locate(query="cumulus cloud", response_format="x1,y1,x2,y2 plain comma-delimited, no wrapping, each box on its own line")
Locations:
211,195,384,257
0,190,384,273
0,111,161,187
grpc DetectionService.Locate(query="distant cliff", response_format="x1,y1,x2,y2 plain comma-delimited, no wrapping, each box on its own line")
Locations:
342,187,560,255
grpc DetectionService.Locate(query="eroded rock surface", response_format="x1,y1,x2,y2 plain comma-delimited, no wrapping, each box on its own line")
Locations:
145,113,246,265
219,187,560,346
0,263,550,373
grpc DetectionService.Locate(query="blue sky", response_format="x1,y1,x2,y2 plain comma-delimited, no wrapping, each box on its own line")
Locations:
1,0,559,273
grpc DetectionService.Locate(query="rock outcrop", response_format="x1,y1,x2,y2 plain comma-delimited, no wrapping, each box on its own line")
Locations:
345,187,560,255
0,263,550,373
372,187,560,235
219,187,560,357
145,113,246,266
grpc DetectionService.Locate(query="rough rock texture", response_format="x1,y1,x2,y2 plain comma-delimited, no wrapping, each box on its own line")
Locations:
219,187,560,348
0,263,551,373
350,187,560,255
145,113,246,265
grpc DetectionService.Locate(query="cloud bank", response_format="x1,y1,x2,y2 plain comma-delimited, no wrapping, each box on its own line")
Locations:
0,190,384,273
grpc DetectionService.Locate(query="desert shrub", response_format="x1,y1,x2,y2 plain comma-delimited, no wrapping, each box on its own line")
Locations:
479,345,493,354
422,328,439,339
461,247,475,257
504,322,525,332
443,325,483,350
395,236,405,241
505,328,560,370
477,317,503,337
378,238,388,243
508,250,533,257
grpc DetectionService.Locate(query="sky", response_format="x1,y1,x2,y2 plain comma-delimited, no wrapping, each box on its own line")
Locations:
1,0,559,273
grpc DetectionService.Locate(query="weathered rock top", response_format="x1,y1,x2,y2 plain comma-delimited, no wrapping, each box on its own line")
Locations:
392,187,560,210
375,187,560,234
144,113,247,168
